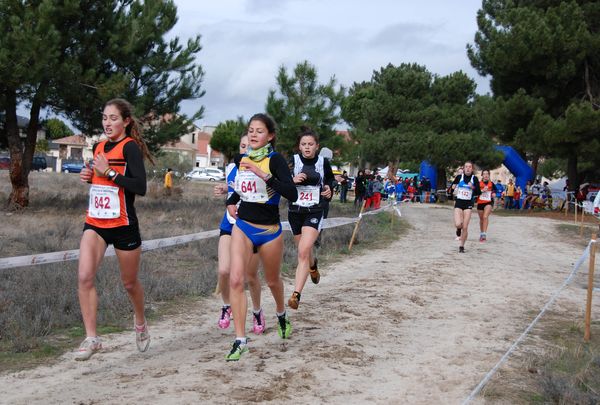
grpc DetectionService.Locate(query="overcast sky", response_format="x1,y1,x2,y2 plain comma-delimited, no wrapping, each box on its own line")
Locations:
172,0,490,129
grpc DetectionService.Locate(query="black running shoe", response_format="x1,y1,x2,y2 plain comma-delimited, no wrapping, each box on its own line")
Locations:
459,246,465,253
456,228,462,237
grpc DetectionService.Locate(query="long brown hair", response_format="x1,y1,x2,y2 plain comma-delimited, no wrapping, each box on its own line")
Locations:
104,98,154,164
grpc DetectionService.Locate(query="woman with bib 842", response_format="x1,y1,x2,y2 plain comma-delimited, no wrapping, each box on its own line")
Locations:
75,99,152,361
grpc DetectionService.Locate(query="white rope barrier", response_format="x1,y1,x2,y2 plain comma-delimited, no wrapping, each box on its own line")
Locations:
0,206,401,271
462,240,595,404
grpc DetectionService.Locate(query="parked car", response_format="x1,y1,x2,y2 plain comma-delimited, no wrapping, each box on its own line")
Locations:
32,156,47,171
61,162,85,173
0,157,9,170
185,167,225,181
0,156,47,171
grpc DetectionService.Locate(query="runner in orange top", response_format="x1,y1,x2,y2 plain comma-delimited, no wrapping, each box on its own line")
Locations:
476,169,497,242
75,98,153,361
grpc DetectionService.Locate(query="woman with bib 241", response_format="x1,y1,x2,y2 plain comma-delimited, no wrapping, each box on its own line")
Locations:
75,99,152,361
287,126,334,310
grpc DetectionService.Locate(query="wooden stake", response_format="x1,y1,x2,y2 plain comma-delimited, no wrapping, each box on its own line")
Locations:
584,233,597,342
575,202,578,223
349,204,365,251
580,206,585,236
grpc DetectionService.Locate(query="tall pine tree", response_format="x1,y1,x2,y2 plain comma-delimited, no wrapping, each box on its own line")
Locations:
0,0,205,209
468,0,600,188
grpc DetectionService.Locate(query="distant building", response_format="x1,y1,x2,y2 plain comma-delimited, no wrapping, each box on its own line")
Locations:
161,139,197,167
48,134,92,161
195,128,224,168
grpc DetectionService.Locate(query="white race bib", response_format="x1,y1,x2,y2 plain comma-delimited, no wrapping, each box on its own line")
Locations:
457,186,473,201
295,185,320,207
88,185,120,219
235,170,268,203
480,190,492,201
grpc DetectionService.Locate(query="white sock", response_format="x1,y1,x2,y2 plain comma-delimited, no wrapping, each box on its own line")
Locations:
253,308,262,315
235,337,247,344
276,310,286,318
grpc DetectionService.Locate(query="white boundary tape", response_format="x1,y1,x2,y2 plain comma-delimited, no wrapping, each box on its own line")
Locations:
0,205,401,271
462,240,595,404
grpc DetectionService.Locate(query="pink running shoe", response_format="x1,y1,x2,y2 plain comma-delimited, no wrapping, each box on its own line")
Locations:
252,309,265,335
218,306,232,329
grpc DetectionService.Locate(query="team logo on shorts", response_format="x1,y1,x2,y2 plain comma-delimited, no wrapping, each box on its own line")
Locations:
310,218,319,224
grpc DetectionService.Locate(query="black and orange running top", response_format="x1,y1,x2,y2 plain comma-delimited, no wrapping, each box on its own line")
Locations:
85,137,146,228
477,180,498,204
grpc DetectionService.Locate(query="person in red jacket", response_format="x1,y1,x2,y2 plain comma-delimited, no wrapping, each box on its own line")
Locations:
75,98,153,361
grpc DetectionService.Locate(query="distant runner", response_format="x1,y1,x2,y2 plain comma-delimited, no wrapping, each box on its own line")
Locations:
451,161,481,253
476,169,497,242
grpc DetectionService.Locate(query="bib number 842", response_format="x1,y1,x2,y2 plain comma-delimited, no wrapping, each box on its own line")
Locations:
94,196,111,209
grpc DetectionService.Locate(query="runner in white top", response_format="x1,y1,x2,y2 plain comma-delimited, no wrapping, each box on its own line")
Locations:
450,161,481,253
287,127,334,310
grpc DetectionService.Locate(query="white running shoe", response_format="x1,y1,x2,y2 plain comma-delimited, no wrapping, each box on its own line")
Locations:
74,336,102,361
135,320,151,352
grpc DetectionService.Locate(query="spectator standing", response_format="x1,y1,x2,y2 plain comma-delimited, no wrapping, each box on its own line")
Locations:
339,170,349,203
363,175,375,209
504,178,515,209
493,180,504,208
164,168,173,196
395,178,406,202
354,170,366,208
372,175,384,209
421,176,431,203
513,186,522,209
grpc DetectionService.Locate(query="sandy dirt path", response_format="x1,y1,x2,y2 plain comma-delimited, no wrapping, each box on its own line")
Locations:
0,204,595,404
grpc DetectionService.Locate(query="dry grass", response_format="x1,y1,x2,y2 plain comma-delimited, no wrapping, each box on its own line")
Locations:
0,171,407,360
481,312,600,404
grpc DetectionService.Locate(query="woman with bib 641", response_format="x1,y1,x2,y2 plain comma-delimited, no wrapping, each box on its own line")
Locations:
225,113,298,361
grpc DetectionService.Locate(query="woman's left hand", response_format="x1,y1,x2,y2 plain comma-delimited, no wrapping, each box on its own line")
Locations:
93,153,110,176
321,185,332,199
240,161,268,180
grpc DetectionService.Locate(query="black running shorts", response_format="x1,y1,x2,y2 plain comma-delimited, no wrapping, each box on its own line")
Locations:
83,223,142,251
288,211,324,236
454,199,474,210
477,201,493,211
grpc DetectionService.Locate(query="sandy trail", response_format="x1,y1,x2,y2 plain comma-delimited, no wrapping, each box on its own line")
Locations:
0,204,595,404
